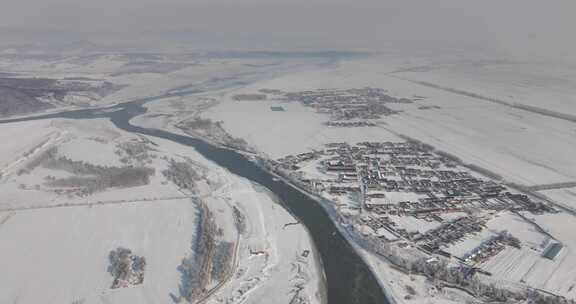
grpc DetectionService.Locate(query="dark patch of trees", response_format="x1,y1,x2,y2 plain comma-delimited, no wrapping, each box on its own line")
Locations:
108,247,146,289
162,159,199,191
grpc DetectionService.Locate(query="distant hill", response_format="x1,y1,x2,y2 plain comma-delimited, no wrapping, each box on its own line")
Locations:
0,75,123,117
0,86,53,117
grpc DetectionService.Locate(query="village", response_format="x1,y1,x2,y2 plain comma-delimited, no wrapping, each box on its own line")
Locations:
257,87,413,121
274,141,561,277
223,83,576,300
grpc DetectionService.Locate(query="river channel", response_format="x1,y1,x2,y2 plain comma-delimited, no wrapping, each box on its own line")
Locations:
0,92,390,304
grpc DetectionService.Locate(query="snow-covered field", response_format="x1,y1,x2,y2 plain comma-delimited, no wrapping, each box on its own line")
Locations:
445,212,549,259
0,120,62,179
437,211,575,297
359,247,479,304
512,212,576,298
392,61,576,117
0,119,193,303
125,136,325,304
201,56,576,186
5,50,576,303
0,198,198,304
0,52,318,113
203,91,400,159
0,119,182,210
384,96,576,186
195,54,576,301
0,115,324,303
0,50,330,302
201,177,325,304
539,187,576,211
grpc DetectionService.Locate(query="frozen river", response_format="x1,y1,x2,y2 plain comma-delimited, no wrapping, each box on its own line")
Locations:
0,90,390,304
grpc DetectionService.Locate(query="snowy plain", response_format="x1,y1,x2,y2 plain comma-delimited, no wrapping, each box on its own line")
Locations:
0,114,324,304
3,49,576,304
203,56,576,187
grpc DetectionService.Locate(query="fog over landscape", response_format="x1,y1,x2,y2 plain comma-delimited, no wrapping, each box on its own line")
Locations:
2,0,576,61
1,1,576,304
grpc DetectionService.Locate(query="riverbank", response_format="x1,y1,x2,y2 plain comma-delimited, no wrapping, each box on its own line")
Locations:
130,98,393,302
256,160,399,304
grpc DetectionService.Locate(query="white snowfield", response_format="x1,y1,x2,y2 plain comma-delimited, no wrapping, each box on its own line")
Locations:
200,174,324,304
509,211,576,298
0,119,180,210
4,50,576,304
205,56,576,187
203,90,400,160
0,198,198,304
0,117,324,304
392,61,576,117
0,52,316,111
443,211,559,290
360,248,481,304
0,120,62,180
539,187,576,212
197,54,576,301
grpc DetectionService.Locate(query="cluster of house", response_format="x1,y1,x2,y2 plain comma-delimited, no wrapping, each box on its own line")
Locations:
325,121,377,127
232,93,267,101
276,141,553,267
414,216,485,254
463,233,521,265
279,142,548,213
261,87,412,121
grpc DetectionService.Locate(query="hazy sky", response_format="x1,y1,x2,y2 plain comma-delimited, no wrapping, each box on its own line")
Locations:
1,0,575,60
